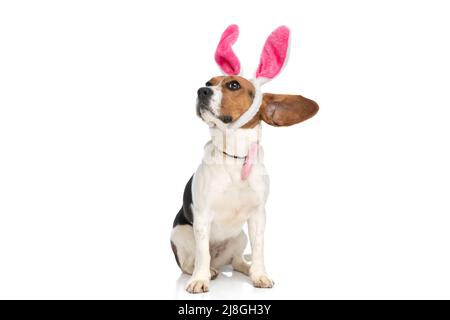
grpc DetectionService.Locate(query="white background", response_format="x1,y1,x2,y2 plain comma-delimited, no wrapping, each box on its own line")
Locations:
1,0,449,299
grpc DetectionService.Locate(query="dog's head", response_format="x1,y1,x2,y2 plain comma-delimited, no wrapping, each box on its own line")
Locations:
196,25,319,130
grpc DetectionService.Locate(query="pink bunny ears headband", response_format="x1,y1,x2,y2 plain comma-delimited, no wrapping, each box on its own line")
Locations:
214,25,290,129
215,24,290,81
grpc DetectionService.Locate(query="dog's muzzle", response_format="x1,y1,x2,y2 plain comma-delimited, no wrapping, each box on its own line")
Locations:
197,87,213,107
196,86,213,115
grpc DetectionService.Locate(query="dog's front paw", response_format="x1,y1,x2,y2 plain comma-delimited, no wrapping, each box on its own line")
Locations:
186,277,210,294
251,274,274,288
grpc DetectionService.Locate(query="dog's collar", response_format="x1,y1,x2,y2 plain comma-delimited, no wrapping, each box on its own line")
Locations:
213,142,259,180
211,142,249,160
222,150,246,160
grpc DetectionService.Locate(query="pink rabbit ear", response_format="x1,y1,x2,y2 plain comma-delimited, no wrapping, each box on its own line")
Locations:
256,26,290,80
215,24,241,75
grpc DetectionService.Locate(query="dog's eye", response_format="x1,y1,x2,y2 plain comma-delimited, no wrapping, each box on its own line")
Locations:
205,81,213,86
226,80,241,91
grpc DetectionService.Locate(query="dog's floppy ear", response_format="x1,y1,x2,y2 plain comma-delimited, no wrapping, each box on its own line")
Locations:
215,24,241,75
260,93,319,126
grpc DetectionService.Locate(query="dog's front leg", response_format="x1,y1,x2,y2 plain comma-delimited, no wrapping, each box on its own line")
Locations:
185,213,211,293
248,207,274,288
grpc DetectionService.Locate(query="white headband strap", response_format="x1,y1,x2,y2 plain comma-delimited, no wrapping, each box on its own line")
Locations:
228,78,266,130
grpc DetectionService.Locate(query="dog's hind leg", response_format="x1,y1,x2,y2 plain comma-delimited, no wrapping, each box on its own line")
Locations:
231,231,251,276
171,224,218,279
209,230,250,276
170,225,195,275
232,257,250,276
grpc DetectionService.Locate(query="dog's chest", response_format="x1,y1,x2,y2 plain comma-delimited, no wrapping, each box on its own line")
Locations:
214,180,259,217
208,172,263,242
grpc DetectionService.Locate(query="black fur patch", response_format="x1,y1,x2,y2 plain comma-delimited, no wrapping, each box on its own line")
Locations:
172,175,194,227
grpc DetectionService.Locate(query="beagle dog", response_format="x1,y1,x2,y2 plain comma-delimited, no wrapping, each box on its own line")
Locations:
170,25,319,293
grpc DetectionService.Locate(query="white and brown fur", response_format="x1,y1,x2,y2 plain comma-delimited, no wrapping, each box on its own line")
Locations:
171,75,319,293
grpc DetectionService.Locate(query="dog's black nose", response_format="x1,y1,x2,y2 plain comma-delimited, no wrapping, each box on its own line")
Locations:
197,87,213,99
